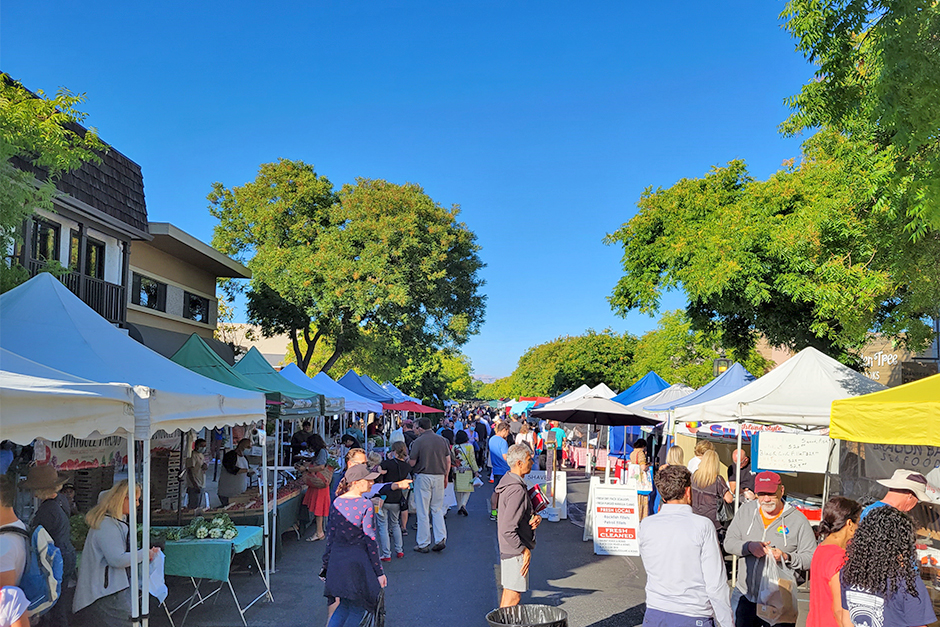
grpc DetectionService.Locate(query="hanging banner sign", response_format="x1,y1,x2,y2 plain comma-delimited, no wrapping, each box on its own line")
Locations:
34,436,127,471
675,421,816,443
589,483,640,556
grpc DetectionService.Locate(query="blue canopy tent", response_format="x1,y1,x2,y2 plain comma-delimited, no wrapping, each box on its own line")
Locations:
337,370,394,404
645,362,757,413
609,372,670,458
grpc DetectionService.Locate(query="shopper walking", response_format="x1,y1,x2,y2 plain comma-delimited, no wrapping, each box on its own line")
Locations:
495,444,540,608
408,418,451,553
627,439,652,521
453,431,479,516
489,423,511,520
840,505,935,626
376,442,411,560
322,464,387,627
691,449,733,533
639,465,733,627
806,497,860,627
303,433,332,542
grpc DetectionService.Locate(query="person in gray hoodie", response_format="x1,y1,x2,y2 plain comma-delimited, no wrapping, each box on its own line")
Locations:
495,443,541,608
724,471,816,627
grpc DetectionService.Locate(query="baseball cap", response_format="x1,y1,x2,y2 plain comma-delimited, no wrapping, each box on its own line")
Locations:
754,471,782,494
345,463,381,483
877,469,931,502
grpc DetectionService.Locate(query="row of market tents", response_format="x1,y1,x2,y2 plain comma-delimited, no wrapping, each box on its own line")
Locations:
0,273,438,625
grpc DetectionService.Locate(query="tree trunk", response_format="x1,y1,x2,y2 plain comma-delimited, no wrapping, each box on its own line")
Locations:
320,344,344,374
290,329,308,372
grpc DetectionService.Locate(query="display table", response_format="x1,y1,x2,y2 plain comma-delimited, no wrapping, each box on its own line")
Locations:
238,490,306,554
567,446,610,469
157,525,271,627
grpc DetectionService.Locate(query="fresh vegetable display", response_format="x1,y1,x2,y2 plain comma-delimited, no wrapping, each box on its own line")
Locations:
69,515,89,551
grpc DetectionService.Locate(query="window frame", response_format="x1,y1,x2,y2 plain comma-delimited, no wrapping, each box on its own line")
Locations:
31,219,61,263
131,272,167,312
84,238,105,279
183,291,210,324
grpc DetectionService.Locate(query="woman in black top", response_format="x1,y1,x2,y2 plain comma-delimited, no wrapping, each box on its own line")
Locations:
375,442,412,560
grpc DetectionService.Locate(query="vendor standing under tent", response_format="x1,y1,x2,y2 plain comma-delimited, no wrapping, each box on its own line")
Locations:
185,438,208,510
217,438,255,506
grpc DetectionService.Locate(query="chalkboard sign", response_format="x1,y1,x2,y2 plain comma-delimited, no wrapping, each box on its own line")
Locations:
755,432,833,474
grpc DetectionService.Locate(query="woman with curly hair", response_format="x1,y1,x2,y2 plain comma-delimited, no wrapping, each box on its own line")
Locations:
840,505,936,626
806,497,860,627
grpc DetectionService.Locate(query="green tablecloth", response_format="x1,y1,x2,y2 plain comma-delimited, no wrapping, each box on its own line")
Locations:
159,526,263,582
237,493,305,553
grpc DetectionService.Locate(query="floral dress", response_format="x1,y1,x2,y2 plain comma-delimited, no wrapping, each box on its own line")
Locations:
322,495,384,612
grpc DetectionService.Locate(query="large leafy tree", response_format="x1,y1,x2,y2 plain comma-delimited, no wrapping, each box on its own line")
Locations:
0,74,105,292
210,161,486,373
606,131,940,363
780,0,940,237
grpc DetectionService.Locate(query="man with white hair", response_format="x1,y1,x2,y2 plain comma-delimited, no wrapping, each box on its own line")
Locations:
495,443,541,607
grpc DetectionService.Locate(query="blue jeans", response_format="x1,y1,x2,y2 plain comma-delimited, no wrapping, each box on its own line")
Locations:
643,607,714,627
375,501,402,558
327,599,367,627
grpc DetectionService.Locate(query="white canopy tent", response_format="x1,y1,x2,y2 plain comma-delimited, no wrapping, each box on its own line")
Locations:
625,383,695,420
539,384,592,408
0,274,268,625
0,348,137,443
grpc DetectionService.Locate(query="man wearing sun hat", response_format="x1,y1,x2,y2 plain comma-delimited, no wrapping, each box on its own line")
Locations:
724,470,816,627
860,468,932,520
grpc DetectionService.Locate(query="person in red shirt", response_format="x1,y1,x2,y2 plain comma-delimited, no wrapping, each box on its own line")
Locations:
807,497,861,627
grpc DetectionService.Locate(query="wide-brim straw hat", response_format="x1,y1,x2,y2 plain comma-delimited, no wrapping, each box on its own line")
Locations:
21,465,73,491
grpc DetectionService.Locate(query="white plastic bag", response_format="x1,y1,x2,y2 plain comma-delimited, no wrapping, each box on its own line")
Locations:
472,476,484,488
756,555,799,625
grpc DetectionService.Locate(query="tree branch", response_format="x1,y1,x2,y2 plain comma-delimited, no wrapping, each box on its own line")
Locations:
290,328,307,372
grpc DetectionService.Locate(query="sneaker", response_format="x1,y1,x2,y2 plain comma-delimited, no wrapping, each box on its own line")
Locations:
402,529,408,536
489,511,497,521
380,557,391,562
413,545,430,553
396,552,404,559
431,540,446,552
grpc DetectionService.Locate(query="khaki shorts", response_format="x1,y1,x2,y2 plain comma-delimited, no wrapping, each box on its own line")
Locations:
500,554,529,593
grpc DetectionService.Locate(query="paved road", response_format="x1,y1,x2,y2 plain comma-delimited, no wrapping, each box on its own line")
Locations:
154,474,651,627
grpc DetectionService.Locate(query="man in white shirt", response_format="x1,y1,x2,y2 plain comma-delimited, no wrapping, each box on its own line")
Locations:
638,465,733,627
0,475,27,587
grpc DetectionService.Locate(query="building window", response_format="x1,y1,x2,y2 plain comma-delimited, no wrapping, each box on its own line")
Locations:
183,291,210,323
131,273,167,311
32,219,60,262
85,239,104,279
69,230,80,270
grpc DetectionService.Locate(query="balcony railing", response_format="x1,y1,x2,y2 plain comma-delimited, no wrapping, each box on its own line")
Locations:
27,259,126,325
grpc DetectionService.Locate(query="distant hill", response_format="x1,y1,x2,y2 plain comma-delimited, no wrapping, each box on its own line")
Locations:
472,374,500,384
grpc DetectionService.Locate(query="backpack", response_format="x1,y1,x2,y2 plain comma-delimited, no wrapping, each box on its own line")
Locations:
0,524,63,618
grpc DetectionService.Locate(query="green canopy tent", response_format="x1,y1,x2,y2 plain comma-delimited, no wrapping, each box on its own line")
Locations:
233,347,323,417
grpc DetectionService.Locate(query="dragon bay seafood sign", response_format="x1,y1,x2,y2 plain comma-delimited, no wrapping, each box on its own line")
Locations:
591,484,640,556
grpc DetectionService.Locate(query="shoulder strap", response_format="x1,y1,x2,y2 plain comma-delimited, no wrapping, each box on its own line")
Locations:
0,525,30,540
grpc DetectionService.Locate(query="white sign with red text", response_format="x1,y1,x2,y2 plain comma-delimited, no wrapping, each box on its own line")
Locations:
591,484,640,556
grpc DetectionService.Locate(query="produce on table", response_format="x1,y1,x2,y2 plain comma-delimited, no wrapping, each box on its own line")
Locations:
69,515,89,551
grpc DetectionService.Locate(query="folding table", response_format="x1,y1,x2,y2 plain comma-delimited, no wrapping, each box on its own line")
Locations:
160,525,273,626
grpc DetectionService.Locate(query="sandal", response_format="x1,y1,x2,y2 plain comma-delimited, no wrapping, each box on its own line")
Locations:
306,534,325,542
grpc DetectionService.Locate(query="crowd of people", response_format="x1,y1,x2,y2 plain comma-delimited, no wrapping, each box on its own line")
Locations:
640,451,938,627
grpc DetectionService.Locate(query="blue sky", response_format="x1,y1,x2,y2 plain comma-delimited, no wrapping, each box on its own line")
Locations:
3,1,812,379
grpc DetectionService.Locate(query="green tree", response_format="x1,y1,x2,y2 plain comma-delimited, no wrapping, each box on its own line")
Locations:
0,75,105,292
210,161,487,374
625,311,771,388
606,130,940,363
781,0,940,237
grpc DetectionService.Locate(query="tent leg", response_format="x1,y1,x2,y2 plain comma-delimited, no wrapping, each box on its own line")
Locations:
264,423,275,578
822,437,835,505
731,421,743,589
127,437,141,625
604,426,611,484
585,424,592,478
142,438,151,627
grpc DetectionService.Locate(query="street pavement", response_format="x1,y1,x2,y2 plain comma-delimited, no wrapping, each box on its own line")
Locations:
153,471,812,627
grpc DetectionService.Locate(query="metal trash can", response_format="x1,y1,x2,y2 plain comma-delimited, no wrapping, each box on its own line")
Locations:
485,605,568,627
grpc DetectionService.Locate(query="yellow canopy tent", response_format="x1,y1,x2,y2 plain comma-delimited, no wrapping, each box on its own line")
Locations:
830,373,940,446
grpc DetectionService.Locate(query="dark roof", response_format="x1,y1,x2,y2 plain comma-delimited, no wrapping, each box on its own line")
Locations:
6,76,149,235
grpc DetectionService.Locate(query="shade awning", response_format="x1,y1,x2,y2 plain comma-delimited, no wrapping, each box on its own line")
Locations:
830,373,940,446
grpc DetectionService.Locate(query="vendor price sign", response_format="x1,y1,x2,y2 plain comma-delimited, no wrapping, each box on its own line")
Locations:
591,485,640,556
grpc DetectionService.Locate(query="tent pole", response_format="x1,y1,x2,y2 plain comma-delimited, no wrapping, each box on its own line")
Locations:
177,431,185,526
604,426,611,484
586,424,592,478
731,419,743,589
822,437,835,506
126,437,141,625
142,437,151,627
260,423,273,597
272,418,280,574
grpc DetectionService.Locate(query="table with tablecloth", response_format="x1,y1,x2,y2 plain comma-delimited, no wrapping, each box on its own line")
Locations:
156,525,271,627
566,446,610,469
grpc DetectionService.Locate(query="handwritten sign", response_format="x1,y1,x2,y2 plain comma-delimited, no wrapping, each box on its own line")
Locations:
525,470,568,520
756,432,832,474
591,484,640,556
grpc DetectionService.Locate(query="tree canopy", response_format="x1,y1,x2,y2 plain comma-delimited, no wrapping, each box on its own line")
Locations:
780,0,940,237
210,160,486,374
0,74,105,292
606,131,940,363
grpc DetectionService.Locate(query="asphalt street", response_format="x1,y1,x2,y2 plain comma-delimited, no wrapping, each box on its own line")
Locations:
151,472,651,627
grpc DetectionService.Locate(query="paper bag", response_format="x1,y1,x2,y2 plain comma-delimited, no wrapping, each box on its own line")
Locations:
756,556,799,625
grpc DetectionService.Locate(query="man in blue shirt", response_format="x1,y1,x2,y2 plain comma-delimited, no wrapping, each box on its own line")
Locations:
860,468,931,520
489,423,511,520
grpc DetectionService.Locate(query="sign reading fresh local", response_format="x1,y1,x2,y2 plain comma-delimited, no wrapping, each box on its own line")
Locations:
591,485,640,556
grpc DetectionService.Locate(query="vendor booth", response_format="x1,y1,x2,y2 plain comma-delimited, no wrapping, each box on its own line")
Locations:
0,274,269,627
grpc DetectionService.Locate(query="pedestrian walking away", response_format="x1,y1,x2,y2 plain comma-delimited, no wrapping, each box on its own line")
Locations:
639,465,733,627
806,497,860,627
408,417,451,553
495,443,541,608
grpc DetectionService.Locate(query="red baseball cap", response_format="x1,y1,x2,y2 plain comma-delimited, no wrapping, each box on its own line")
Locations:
754,471,782,494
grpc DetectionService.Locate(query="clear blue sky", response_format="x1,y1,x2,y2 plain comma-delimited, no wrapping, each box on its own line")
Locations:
3,1,812,379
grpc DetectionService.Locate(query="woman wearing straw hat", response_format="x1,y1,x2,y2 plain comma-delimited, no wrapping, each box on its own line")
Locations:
23,464,77,626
